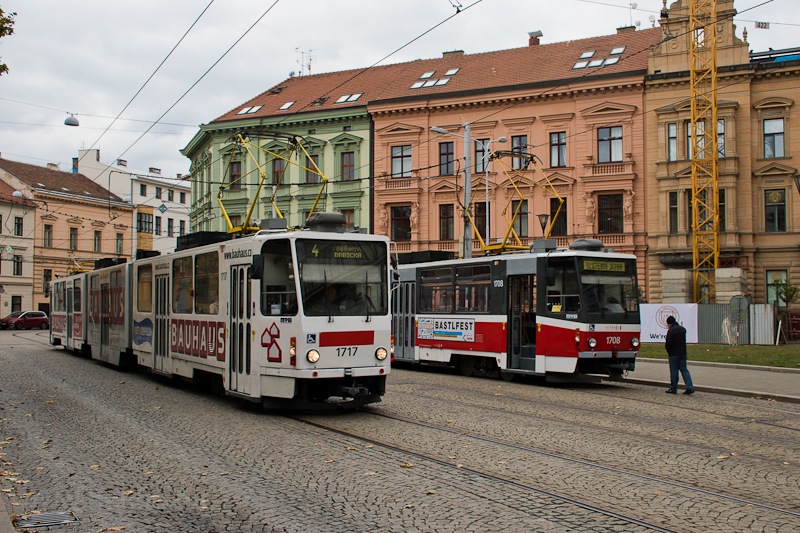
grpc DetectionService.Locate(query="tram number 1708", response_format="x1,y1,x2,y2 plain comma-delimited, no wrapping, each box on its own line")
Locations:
336,347,359,357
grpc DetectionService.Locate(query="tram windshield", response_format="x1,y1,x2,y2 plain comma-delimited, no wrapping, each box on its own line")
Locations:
296,239,388,317
578,257,639,322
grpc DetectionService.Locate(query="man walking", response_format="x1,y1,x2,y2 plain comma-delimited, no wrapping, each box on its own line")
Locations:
665,315,694,395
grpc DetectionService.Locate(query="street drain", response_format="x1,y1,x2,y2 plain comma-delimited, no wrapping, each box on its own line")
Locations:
13,511,79,528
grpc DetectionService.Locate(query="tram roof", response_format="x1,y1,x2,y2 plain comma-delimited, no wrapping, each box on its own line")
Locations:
397,247,637,271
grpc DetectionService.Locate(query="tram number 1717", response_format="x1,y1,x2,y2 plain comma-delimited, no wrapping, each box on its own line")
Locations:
336,347,358,357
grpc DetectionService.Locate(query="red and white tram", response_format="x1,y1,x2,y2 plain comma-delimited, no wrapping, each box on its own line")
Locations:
392,239,641,381
51,215,392,406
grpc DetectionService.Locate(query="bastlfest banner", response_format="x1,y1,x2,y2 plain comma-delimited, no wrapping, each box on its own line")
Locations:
640,304,699,344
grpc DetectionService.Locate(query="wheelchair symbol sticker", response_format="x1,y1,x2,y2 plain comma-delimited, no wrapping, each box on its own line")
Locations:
307,334,316,344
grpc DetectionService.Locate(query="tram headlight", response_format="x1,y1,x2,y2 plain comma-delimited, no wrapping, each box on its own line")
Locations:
588,337,597,349
631,337,640,347
375,347,388,361
307,349,320,363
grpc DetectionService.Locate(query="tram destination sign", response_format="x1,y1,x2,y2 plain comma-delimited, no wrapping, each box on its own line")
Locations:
418,317,475,342
583,260,626,272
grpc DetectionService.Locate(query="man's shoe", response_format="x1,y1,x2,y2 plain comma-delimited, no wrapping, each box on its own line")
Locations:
683,389,695,395
665,389,677,394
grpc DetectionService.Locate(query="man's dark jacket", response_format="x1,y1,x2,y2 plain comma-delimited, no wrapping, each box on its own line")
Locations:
665,323,687,358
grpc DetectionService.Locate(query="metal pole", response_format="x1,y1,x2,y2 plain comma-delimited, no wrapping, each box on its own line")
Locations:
484,140,490,243
464,123,472,259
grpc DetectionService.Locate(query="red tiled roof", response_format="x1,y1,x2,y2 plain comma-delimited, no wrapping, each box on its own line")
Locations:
0,180,36,207
212,28,661,123
0,159,122,202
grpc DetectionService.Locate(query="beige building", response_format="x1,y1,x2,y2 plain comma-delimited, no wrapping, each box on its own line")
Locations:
646,0,800,304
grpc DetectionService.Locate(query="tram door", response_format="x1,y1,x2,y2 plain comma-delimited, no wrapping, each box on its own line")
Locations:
66,286,74,347
100,283,110,361
154,275,170,372
393,281,416,361
229,265,252,394
508,275,536,371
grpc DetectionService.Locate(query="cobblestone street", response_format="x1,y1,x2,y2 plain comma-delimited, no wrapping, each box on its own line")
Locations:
1,332,799,532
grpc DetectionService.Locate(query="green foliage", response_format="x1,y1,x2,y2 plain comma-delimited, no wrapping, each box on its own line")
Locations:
0,8,15,76
773,278,800,307
639,343,800,369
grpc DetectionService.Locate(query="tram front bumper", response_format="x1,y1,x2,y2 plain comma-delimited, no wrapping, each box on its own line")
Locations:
260,366,390,379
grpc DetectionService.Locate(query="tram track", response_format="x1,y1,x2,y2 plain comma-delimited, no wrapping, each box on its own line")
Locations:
291,415,682,533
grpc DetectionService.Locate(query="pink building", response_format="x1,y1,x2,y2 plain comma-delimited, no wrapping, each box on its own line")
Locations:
370,28,660,297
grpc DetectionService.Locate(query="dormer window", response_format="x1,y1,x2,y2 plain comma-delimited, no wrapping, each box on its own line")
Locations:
610,46,626,55
236,107,253,115
410,81,425,89
420,71,435,79
422,79,437,87
435,78,450,85
269,86,286,95
580,50,595,59
444,68,460,76
236,105,263,114
604,57,620,66
588,59,604,67
279,102,294,110
573,61,589,69
311,97,329,106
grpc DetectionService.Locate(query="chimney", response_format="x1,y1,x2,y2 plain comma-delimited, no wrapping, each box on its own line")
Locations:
47,163,59,171
176,174,182,180
442,50,464,58
117,159,127,167
529,30,543,46
617,26,636,34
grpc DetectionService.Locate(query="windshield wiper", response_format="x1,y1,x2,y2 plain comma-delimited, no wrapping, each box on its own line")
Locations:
364,270,371,323
324,270,333,323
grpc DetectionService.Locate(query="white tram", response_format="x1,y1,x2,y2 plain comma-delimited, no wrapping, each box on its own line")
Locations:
392,239,641,381
51,215,392,406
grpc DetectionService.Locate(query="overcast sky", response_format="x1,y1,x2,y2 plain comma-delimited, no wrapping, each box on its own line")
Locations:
0,0,795,180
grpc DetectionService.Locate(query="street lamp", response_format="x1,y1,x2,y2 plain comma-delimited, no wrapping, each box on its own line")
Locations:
538,213,550,237
64,114,79,127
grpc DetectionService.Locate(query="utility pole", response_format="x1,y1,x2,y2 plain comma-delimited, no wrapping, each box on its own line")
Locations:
463,123,472,259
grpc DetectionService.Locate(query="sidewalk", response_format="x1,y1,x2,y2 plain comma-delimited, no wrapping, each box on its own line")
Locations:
623,357,800,404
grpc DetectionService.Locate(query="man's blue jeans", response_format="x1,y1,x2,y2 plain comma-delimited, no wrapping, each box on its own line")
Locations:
668,355,694,391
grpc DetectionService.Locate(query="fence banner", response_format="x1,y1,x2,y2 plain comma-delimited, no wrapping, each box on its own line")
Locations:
640,303,699,344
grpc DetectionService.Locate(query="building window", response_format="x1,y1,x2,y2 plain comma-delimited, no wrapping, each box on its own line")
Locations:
391,206,411,241
717,119,725,157
686,120,707,160
440,204,454,240
168,189,174,202
155,216,161,235
140,184,147,196
179,220,186,236
667,123,677,161
180,192,186,204
93,230,101,252
598,194,623,233
719,189,726,232
550,132,566,168
669,191,678,234
167,218,174,237
764,118,785,158
341,209,355,230
137,213,153,233
13,217,22,236
511,135,527,170
439,142,454,175
12,255,22,276
43,224,53,247
155,186,162,199
116,233,123,254
475,139,489,173
11,295,20,313
229,161,241,189
512,200,528,237
550,198,567,236
598,127,622,163
767,270,788,306
229,215,241,229
69,227,78,250
765,189,786,233
272,158,286,185
341,152,355,181
43,269,52,294
306,155,320,183
474,202,489,240
391,146,412,178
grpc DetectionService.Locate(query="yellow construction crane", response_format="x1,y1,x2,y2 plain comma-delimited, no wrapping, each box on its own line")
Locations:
689,0,720,303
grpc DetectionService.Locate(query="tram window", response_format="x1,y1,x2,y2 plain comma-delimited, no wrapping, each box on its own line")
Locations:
259,240,298,316
195,252,219,314
172,257,193,314
420,268,452,313
60,282,66,312
545,258,581,313
90,275,99,318
137,266,153,312
455,265,491,312
74,280,81,312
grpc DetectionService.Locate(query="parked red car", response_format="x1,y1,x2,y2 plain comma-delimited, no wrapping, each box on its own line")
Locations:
0,311,50,330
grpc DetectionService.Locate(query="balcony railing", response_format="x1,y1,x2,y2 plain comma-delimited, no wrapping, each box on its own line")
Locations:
378,177,416,190
584,161,634,176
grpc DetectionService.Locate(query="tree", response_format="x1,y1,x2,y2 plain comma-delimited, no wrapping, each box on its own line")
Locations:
774,278,800,308
0,8,15,76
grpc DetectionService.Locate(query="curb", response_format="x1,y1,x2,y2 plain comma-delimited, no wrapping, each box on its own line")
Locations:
621,376,800,404
638,357,800,374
